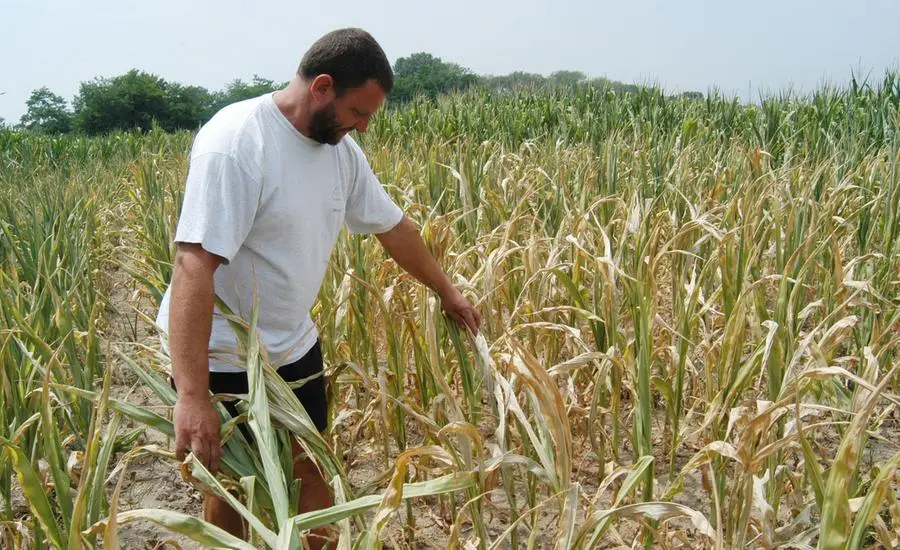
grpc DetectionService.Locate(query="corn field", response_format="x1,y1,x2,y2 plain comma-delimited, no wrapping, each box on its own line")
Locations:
1,74,898,549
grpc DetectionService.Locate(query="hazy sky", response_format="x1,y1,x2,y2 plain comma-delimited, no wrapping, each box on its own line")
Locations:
2,0,898,123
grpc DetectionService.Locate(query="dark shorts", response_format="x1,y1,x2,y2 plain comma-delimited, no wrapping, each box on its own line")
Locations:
172,341,329,440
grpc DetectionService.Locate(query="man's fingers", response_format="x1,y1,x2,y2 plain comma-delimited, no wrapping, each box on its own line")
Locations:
174,431,187,461
463,310,478,334
443,301,481,334
469,308,482,332
447,306,479,334
193,437,211,470
451,311,468,330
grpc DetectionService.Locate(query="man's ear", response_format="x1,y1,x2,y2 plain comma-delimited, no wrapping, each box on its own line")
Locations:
309,74,336,102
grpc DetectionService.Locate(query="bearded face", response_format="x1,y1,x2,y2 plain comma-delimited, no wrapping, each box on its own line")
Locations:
308,102,345,145
305,78,385,145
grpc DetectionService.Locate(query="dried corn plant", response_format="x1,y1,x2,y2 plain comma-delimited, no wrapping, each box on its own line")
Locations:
1,74,898,549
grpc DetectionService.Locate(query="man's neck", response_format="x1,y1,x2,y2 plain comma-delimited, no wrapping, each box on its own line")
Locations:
273,79,313,138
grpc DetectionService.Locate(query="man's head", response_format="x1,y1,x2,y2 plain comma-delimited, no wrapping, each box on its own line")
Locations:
298,28,393,145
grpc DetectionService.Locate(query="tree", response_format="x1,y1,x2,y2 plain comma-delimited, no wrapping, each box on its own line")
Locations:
677,91,704,101
164,83,214,130
590,77,641,96
210,75,284,114
483,71,549,93
549,70,587,88
73,69,170,134
391,53,478,102
20,87,72,133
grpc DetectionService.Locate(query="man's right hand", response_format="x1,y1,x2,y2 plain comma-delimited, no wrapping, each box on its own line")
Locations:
174,396,222,474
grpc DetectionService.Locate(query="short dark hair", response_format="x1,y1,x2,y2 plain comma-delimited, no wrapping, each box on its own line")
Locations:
298,28,393,95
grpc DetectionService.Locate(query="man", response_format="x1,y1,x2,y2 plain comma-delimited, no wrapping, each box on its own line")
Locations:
154,28,481,545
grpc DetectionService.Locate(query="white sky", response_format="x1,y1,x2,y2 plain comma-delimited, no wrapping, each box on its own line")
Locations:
2,0,898,123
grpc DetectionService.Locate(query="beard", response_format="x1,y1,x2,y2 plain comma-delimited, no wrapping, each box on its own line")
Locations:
309,103,344,145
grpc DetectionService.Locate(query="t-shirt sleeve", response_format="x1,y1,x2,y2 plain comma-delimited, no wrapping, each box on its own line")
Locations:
174,152,262,263
344,143,404,235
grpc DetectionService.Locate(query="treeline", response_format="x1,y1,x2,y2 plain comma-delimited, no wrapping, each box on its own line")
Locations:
6,52,698,135
12,73,291,135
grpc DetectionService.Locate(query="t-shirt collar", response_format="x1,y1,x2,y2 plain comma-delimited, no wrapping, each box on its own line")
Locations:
266,92,321,147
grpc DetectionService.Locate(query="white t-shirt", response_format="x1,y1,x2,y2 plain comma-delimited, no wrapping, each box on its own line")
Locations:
155,93,403,372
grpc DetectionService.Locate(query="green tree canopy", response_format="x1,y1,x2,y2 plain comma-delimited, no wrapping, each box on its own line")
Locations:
483,71,548,92
20,87,72,133
549,70,588,88
210,75,285,114
71,70,224,134
164,83,214,130
72,70,170,135
391,53,478,102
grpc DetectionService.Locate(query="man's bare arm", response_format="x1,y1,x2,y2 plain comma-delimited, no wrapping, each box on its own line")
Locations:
169,242,225,473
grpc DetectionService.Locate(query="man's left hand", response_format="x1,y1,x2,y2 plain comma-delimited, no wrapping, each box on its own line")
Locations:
440,287,482,334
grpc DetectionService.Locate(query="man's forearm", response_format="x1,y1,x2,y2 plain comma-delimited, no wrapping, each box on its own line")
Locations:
169,257,216,400
376,216,454,296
